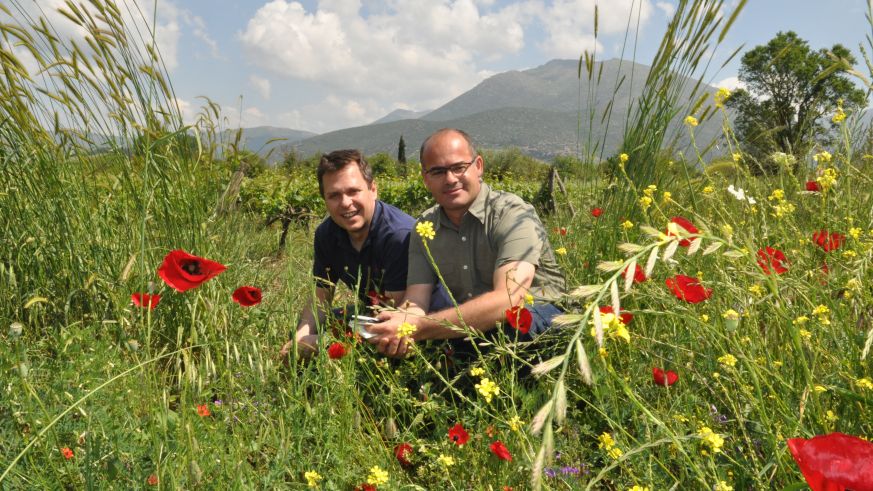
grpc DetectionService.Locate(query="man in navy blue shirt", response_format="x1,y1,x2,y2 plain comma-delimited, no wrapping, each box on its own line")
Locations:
281,149,447,358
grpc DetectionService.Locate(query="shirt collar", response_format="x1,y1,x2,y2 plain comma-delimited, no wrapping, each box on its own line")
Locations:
436,182,490,230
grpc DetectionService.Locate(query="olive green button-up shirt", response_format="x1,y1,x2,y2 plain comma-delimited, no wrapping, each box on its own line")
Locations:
407,183,566,303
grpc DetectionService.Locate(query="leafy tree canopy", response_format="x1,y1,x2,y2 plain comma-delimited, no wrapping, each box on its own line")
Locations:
727,31,866,173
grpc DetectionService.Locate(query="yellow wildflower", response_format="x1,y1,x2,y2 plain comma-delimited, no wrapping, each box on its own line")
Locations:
703,185,714,194
714,87,731,108
817,168,837,191
597,432,616,449
849,227,862,240
305,470,323,488
833,105,846,123
367,466,389,486
475,378,500,403
619,153,629,164
842,249,857,259
416,221,435,240
397,322,417,338
793,316,809,326
470,367,485,377
621,220,634,230
555,247,567,256
857,377,873,390
685,115,699,127
639,195,653,210
598,347,608,358
437,454,455,467
814,385,827,393
629,486,651,491
826,410,839,422
607,447,624,459
508,415,524,432
812,305,830,325
813,151,832,164
644,184,657,197
799,329,811,339
722,309,739,321
718,354,737,367
524,293,534,305
732,152,742,163
748,284,764,296
714,481,734,491
662,191,672,202
700,314,710,322
721,223,733,237
698,426,725,453
768,189,785,201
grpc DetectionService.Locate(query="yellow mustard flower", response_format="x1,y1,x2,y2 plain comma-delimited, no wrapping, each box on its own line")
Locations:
619,153,629,164
698,426,725,453
621,220,634,230
597,432,616,449
826,410,839,422
470,366,485,377
508,415,524,432
662,191,672,202
857,377,873,390
629,486,651,491
722,309,739,321
685,115,699,127
813,151,833,164
475,378,500,403
644,184,657,197
799,329,812,339
437,454,455,467
555,246,567,256
793,316,809,326
397,321,417,338
714,480,734,491
833,105,846,123
732,152,742,163
814,385,827,393
700,314,710,322
367,466,389,486
849,227,862,240
607,447,624,459
718,354,737,367
748,284,764,296
305,470,323,488
817,168,837,191
639,195,653,210
703,185,714,194
714,87,731,108
524,293,534,305
416,221,435,240
768,189,785,201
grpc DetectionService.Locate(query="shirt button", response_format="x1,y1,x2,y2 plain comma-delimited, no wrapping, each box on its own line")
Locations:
463,265,468,270
461,236,467,241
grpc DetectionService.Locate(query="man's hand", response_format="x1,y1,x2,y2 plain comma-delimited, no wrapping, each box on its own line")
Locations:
367,310,415,358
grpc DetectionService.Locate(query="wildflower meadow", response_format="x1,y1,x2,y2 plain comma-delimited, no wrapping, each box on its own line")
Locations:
1,0,873,490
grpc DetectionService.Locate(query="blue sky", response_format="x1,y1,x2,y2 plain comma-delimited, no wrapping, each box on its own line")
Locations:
10,0,873,133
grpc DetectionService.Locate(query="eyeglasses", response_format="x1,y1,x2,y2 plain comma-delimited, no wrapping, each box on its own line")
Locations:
423,159,475,178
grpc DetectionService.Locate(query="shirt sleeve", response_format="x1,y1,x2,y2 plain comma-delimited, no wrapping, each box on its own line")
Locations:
406,222,438,287
379,230,411,292
312,226,335,289
492,198,546,268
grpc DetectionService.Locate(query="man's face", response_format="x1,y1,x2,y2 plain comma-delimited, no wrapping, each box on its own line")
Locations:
322,163,378,238
421,131,483,215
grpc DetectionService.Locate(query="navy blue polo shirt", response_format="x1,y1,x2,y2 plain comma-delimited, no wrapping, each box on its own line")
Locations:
312,200,451,310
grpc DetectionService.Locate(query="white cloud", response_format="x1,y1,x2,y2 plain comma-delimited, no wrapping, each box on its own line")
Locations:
655,1,675,18
537,0,654,58
716,76,744,91
249,75,272,99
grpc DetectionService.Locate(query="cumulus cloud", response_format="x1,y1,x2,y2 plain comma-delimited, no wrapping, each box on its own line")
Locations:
537,0,654,58
655,1,675,18
249,75,272,99
716,76,744,91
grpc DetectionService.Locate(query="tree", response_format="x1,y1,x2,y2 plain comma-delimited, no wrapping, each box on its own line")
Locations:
727,31,865,173
397,135,407,164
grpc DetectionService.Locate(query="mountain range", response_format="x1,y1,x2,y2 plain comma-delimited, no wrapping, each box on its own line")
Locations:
239,58,725,163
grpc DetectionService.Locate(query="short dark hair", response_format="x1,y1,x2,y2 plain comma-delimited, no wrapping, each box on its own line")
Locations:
419,128,477,166
316,149,374,196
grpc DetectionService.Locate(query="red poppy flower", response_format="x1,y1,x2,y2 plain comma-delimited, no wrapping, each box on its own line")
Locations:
756,247,789,275
394,442,413,466
196,404,210,417
505,306,532,334
232,286,262,306
61,447,74,460
665,275,712,303
131,293,161,309
367,289,391,306
554,226,568,236
157,250,226,292
623,263,647,283
787,433,873,491
666,216,699,247
599,305,633,325
146,474,159,486
448,423,470,446
489,440,513,461
813,230,845,252
327,342,347,359
354,485,377,491
805,181,821,192
652,367,678,386
591,208,603,218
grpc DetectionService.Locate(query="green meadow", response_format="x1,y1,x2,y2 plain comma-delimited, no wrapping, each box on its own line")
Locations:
1,0,872,489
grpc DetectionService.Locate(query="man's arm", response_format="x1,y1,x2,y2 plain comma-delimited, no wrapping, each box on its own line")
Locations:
368,261,534,357
280,286,333,358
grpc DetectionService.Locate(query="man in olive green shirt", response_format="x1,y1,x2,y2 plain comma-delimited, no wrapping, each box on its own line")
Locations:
367,128,566,357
